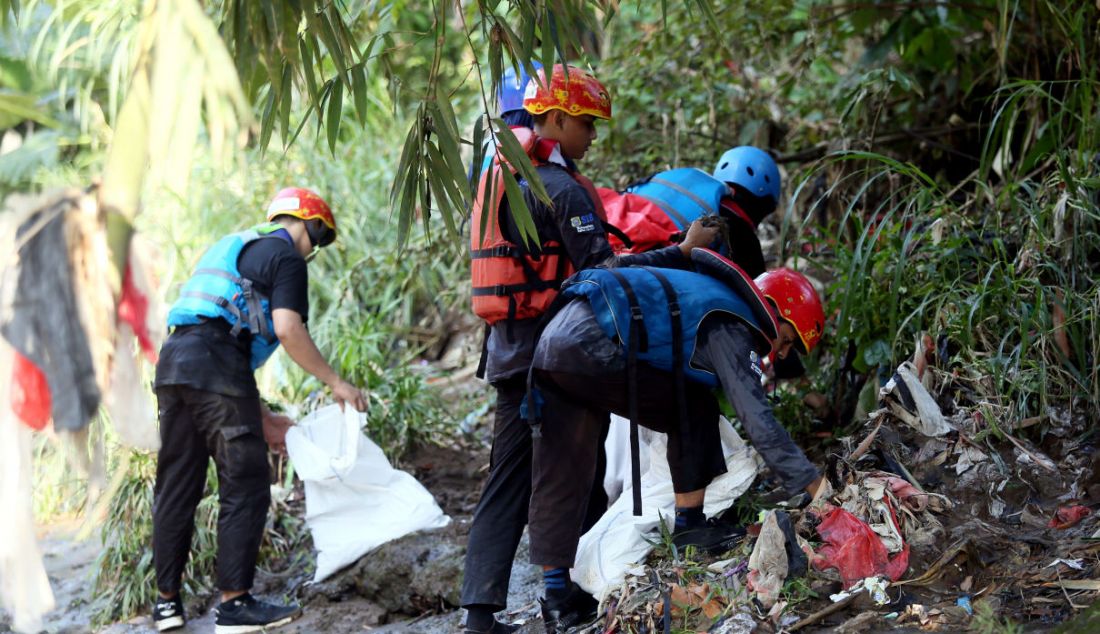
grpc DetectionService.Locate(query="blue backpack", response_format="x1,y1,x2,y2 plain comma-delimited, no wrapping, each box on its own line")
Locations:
626,168,730,231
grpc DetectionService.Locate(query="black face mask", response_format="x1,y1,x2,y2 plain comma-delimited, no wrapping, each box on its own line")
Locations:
729,184,778,225
305,218,336,249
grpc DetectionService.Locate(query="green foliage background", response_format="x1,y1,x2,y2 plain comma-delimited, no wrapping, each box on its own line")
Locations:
2,0,1099,628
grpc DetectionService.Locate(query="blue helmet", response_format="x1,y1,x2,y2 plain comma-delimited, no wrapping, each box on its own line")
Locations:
713,146,781,204
499,61,542,114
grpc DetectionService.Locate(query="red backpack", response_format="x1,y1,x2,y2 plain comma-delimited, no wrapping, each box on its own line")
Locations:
597,187,681,254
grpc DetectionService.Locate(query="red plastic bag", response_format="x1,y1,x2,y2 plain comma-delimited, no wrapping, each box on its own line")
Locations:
1048,505,1091,530
598,187,680,254
812,507,909,588
11,352,51,431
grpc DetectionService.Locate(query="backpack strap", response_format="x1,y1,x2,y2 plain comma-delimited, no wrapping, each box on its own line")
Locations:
641,267,689,456
650,176,719,219
607,268,648,517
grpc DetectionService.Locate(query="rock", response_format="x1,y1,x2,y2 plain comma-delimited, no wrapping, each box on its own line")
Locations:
302,526,465,618
835,611,883,633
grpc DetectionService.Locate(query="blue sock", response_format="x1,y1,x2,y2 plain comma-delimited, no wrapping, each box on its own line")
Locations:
543,567,569,600
675,505,706,530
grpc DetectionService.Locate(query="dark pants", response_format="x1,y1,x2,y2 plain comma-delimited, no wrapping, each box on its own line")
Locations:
461,376,608,611
528,367,728,568
152,385,271,594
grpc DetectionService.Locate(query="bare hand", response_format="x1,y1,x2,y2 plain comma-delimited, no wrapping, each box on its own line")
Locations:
261,412,295,456
679,219,721,255
331,379,369,412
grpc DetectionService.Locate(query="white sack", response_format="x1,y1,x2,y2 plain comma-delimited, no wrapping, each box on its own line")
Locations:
574,415,761,600
286,405,450,582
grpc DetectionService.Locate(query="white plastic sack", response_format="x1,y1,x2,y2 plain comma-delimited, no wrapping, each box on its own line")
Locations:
574,415,762,600
0,342,55,633
286,405,450,582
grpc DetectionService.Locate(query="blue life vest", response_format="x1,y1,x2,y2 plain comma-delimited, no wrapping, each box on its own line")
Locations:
166,224,292,370
626,168,729,231
559,266,770,387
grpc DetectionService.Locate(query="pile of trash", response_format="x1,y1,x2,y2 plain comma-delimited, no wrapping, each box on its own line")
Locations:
586,342,1100,632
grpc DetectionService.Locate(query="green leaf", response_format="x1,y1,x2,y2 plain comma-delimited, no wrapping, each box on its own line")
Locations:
469,113,487,198
425,146,458,236
500,164,538,248
0,93,62,128
317,10,350,88
427,99,468,206
299,38,319,109
397,158,419,250
391,108,423,206
425,140,464,231
352,63,367,126
491,117,549,206
326,78,343,155
279,62,292,145
259,86,276,154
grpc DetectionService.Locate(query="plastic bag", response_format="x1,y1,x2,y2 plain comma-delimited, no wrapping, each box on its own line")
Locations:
286,405,450,582
812,507,909,588
1048,505,1091,530
747,511,789,608
11,352,50,431
574,415,761,600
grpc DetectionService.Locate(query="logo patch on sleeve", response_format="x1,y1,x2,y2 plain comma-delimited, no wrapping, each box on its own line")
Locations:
570,213,596,233
749,350,763,377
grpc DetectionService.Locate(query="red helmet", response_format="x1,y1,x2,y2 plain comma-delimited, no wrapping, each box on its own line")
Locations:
523,64,612,120
755,268,825,354
266,187,337,245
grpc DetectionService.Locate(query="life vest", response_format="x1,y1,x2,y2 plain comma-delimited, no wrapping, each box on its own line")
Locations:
470,127,577,324
627,168,728,230
166,223,288,370
559,266,773,387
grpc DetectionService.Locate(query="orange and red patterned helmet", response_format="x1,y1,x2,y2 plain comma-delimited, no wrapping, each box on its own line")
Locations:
523,64,612,120
755,268,825,354
266,187,337,246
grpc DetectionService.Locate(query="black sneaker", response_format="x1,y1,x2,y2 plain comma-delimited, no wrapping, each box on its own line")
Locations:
465,618,520,634
214,594,301,634
540,583,598,633
152,595,185,632
671,519,747,555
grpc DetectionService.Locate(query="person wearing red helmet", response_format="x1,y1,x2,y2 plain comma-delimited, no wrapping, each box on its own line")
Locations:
526,253,825,632
755,268,825,362
465,64,719,634
152,187,367,633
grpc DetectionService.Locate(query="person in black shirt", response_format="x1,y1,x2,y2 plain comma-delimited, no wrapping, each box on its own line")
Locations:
151,188,367,634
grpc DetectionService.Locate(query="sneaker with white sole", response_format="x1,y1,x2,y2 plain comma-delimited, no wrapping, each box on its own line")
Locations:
152,595,185,632
214,593,301,634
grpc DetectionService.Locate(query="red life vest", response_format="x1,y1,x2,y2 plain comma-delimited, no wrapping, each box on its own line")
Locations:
470,128,578,324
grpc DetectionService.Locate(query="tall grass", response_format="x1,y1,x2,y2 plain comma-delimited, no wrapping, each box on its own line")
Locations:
784,64,1100,429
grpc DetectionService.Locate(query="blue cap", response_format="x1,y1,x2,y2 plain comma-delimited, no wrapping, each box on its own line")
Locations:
713,146,781,203
499,62,542,114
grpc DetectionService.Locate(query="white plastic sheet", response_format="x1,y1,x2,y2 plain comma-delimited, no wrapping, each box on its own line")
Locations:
574,415,762,600
0,342,55,633
880,362,953,437
286,405,450,582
